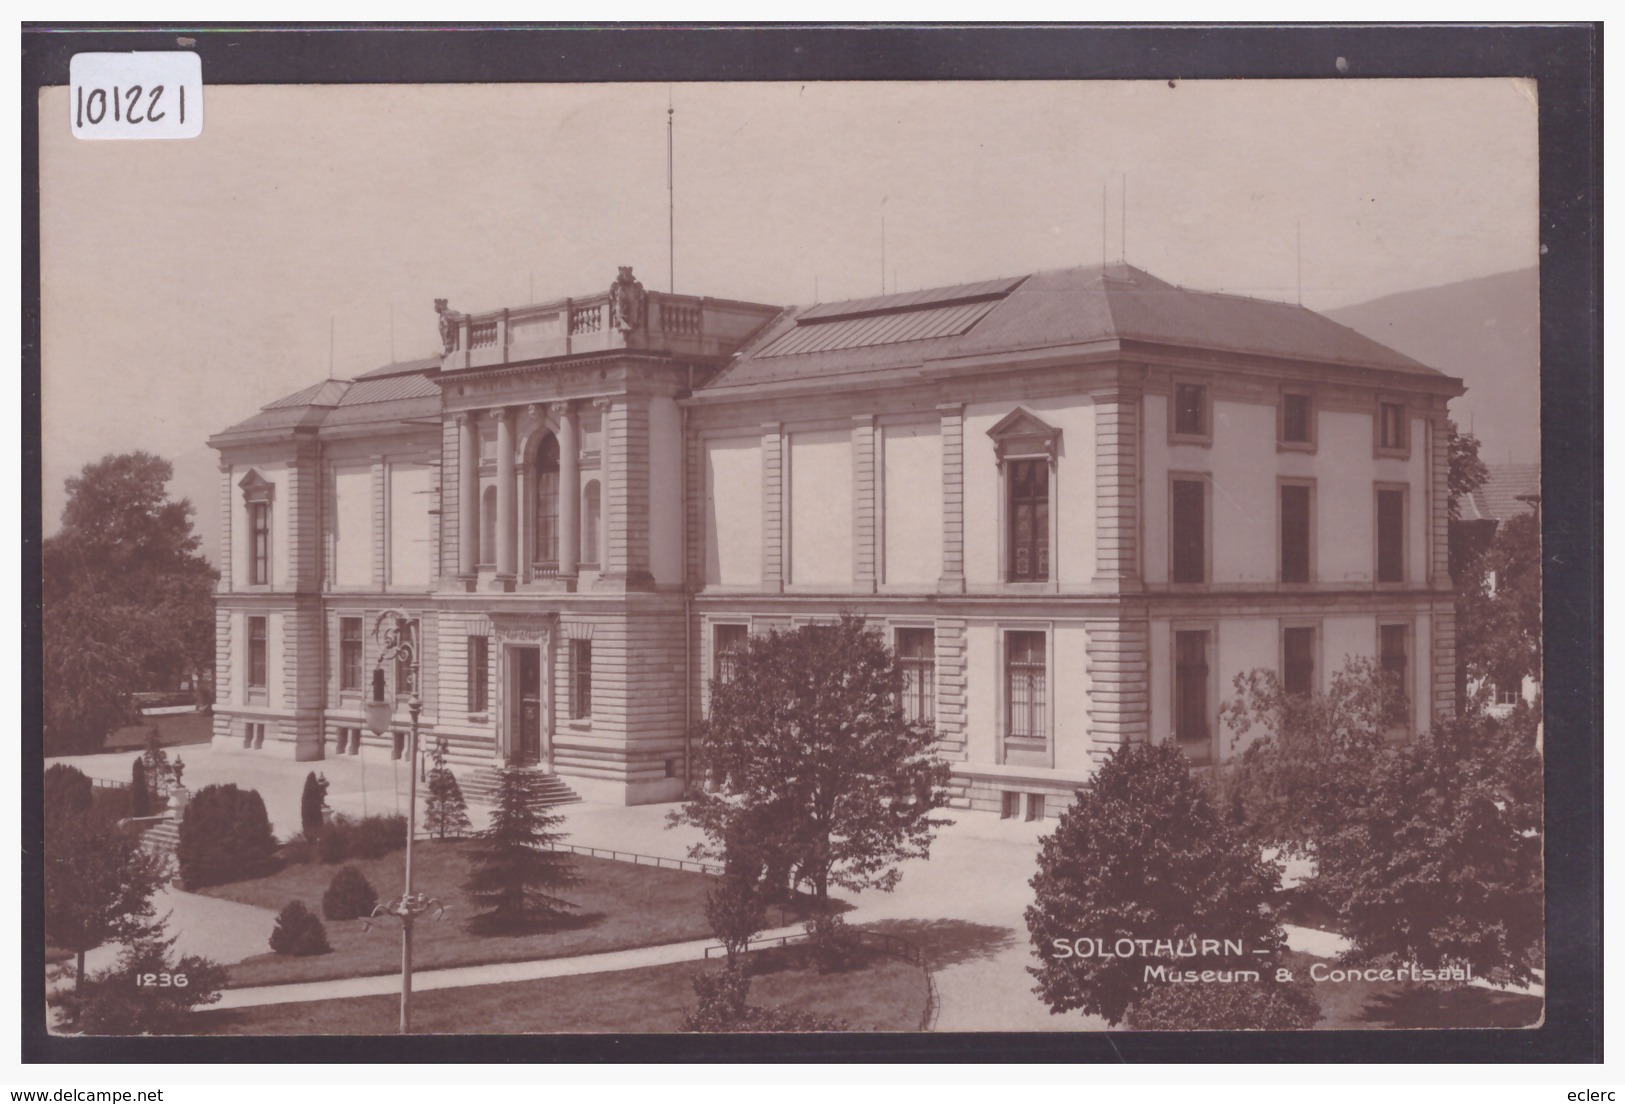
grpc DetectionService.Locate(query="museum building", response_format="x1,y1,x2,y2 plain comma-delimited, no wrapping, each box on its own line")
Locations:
207,263,1464,814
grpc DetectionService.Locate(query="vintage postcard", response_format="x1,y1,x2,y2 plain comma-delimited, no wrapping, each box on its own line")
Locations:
33,33,1571,1058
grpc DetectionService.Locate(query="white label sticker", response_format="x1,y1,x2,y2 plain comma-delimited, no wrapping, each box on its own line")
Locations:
69,52,202,140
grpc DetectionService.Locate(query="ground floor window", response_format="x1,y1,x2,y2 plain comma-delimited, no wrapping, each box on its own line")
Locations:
569,639,593,720
1174,629,1212,764
1283,625,1316,697
896,627,935,724
340,617,363,693
247,616,267,689
1004,630,1047,761
1379,622,1412,736
467,636,489,713
1494,680,1521,707
714,623,748,684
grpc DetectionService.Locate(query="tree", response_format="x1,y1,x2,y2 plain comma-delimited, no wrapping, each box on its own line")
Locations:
44,814,169,1021
1313,705,1544,986
1025,742,1290,1027
671,616,951,915
1447,420,1489,520
422,739,472,841
1457,511,1543,695
68,918,228,1035
463,770,577,933
43,764,95,826
129,756,151,818
44,452,218,755
300,772,329,841
1216,657,1395,856
176,784,278,889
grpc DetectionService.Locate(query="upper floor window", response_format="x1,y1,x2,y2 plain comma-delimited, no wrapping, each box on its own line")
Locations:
987,407,1060,585
1173,381,1210,442
467,635,489,713
1280,482,1312,584
1171,477,1208,584
238,468,276,587
247,616,268,689
1007,459,1050,582
569,639,593,720
339,617,363,692
1376,485,1407,583
1377,401,1408,455
535,433,560,566
479,485,497,566
582,479,602,567
1280,392,1314,447
714,623,748,684
896,628,935,725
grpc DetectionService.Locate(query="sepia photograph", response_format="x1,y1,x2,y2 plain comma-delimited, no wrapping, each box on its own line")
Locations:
27,27,1584,1063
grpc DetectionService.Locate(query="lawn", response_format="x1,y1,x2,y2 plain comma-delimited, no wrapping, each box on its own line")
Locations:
192,943,929,1034
1285,953,1543,1030
106,710,214,751
196,842,716,987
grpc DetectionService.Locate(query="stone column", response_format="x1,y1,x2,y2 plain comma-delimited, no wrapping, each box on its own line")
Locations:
558,401,580,583
494,407,517,587
937,403,966,594
457,414,479,581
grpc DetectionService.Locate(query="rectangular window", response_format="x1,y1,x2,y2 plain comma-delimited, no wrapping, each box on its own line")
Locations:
569,639,593,720
1001,791,1021,820
1379,623,1411,731
1283,626,1316,696
1494,681,1520,707
1377,487,1406,582
1172,478,1207,584
394,619,419,697
714,624,748,684
1174,382,1208,438
1004,631,1048,755
250,502,270,585
1379,402,1407,451
1280,483,1311,584
247,616,267,688
896,628,936,724
1281,392,1313,444
1007,459,1050,582
467,636,489,713
1025,794,1046,822
339,617,363,692
1174,629,1212,763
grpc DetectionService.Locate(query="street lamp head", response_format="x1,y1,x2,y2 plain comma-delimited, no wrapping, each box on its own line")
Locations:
364,663,393,736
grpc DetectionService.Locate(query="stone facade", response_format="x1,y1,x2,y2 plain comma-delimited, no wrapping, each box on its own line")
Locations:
209,264,1465,814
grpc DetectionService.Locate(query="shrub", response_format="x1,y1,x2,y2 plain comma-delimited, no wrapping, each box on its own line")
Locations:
322,865,379,921
706,869,767,968
66,921,228,1034
319,814,408,864
280,834,315,865
682,964,851,1033
44,764,95,828
1127,974,1322,1030
268,901,331,956
176,784,278,889
423,740,472,841
803,912,860,974
300,772,328,841
1025,742,1290,1027
129,756,151,818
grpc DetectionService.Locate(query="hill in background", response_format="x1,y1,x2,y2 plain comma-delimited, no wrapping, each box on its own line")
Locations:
1327,267,1540,465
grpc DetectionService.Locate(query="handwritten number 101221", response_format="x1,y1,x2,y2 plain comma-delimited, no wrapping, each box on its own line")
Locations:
76,84,184,128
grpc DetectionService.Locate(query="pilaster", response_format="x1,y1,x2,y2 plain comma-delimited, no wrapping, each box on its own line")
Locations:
761,422,784,593
1084,617,1149,764
1093,387,1142,586
934,618,968,761
853,415,877,593
937,403,966,594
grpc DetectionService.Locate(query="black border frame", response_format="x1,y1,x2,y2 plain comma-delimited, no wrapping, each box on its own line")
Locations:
20,22,1602,1065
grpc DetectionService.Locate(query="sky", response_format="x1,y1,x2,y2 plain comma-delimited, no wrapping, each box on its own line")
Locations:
38,78,1539,550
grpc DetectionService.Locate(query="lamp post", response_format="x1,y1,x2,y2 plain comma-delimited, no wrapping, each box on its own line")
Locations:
363,609,437,1034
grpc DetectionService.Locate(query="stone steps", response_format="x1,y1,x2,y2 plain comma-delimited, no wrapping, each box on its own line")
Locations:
139,818,181,858
457,766,580,810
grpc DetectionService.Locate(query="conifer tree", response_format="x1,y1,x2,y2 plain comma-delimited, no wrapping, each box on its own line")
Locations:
422,739,472,841
462,770,576,933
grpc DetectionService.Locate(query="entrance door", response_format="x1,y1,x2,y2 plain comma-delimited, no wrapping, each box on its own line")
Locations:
514,647,543,764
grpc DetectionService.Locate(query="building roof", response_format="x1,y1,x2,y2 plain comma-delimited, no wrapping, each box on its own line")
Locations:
1463,463,1541,522
210,356,443,444
702,264,1446,398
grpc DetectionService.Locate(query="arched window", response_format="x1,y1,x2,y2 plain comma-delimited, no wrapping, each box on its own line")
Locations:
535,433,560,566
582,479,601,566
479,485,497,566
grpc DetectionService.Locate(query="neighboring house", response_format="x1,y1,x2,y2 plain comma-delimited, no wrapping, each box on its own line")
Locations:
1457,462,1542,716
208,263,1464,816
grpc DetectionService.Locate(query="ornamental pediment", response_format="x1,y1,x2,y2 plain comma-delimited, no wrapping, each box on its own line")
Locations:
237,468,276,504
987,406,1061,463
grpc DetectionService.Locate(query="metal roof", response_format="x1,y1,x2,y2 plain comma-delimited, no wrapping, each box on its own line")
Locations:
338,372,441,405
262,379,350,410
756,297,1002,357
1466,463,1541,521
797,276,1025,322
352,355,442,381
